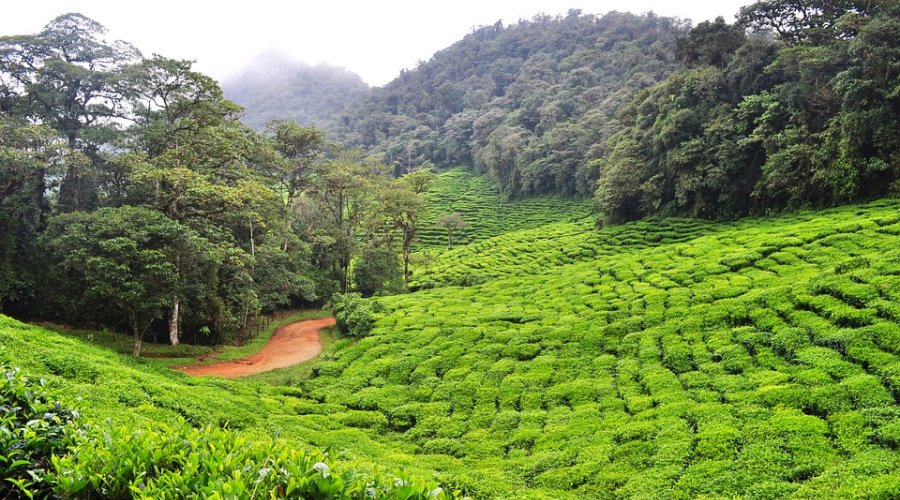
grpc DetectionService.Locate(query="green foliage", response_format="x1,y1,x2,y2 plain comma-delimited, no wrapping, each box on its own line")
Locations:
0,14,426,348
42,206,212,355
0,363,79,499
596,4,900,222
353,245,403,297
51,417,455,500
6,6,900,500
331,293,381,338
330,11,689,198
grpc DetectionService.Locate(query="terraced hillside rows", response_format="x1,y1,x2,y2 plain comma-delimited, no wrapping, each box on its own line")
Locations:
0,316,459,499
417,169,593,249
412,217,716,289
7,199,900,498
304,200,900,498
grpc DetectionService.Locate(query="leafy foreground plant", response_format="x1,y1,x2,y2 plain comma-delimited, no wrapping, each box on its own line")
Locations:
52,418,454,499
0,363,79,499
0,361,459,500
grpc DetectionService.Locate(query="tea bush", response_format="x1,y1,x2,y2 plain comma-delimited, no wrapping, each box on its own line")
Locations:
51,417,458,500
0,363,79,499
331,293,382,338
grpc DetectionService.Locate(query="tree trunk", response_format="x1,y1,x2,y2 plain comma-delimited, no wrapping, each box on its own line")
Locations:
169,296,179,345
249,216,257,257
403,225,412,289
132,313,143,357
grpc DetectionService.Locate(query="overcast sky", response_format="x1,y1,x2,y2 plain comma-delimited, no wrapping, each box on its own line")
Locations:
2,0,751,87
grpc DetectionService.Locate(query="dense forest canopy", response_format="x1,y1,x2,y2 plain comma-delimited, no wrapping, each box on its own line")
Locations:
595,0,900,222
0,13,430,354
328,10,691,198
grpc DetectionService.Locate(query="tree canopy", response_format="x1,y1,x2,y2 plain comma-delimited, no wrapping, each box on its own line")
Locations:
0,14,432,353
595,0,900,223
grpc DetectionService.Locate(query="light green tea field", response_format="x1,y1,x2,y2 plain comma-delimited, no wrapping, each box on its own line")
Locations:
5,187,900,498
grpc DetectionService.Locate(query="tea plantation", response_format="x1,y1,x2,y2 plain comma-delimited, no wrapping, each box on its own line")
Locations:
6,197,900,498
304,199,900,498
417,169,594,249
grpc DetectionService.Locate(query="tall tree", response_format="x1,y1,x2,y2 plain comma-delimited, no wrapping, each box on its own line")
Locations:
263,120,325,247
43,207,210,356
308,148,387,294
437,212,467,249
380,178,426,289
737,0,881,44
122,55,274,344
0,13,140,211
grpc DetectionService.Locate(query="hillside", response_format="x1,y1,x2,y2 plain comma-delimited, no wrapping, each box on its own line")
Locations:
7,199,900,497
300,199,900,498
222,51,370,130
417,169,593,250
329,10,688,198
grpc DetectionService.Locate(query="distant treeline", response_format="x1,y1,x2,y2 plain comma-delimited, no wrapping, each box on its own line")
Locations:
329,10,689,197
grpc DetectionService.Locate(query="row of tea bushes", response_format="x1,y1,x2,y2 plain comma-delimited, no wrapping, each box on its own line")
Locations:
299,200,900,498
0,317,463,499
417,169,593,249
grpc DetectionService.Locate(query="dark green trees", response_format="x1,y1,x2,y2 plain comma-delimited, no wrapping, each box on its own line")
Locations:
330,11,689,199
0,14,428,353
595,1,900,223
0,122,62,310
43,207,212,356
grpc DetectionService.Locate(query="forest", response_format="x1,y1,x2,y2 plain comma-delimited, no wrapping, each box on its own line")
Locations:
3,1,900,498
323,1,900,221
0,14,438,356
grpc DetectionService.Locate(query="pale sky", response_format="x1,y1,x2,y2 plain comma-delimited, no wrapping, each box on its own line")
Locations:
1,1,751,87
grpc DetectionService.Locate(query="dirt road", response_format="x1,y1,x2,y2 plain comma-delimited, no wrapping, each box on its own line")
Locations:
174,317,335,378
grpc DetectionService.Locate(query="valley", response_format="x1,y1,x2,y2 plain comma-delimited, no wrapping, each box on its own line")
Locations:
2,2,900,498
5,171,900,497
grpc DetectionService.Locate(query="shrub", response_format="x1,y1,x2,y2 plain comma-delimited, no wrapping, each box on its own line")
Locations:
330,292,382,338
0,364,80,499
51,417,459,499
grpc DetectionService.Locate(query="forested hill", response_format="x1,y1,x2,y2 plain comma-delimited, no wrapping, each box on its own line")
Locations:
222,52,369,130
594,2,900,223
328,10,690,198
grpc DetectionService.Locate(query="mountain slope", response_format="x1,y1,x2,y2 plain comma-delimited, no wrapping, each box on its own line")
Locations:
330,10,689,198
222,51,370,130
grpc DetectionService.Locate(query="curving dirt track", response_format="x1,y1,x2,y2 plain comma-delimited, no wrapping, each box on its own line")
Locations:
174,317,335,378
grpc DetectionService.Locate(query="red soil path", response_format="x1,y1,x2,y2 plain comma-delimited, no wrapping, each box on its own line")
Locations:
174,317,335,378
